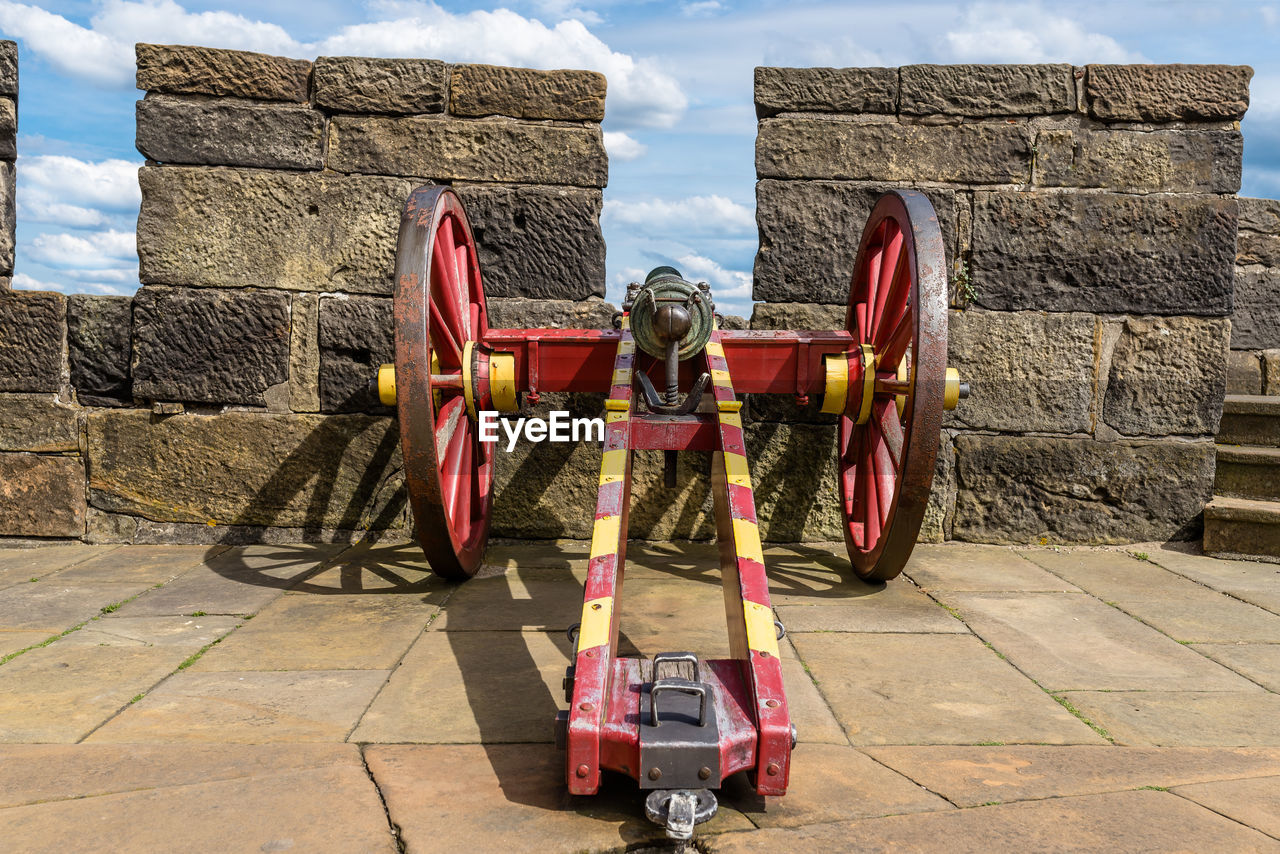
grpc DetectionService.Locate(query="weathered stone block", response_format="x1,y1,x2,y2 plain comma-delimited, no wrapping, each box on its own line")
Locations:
136,44,310,102
1035,128,1242,193
131,287,290,406
900,64,1074,116
1232,268,1280,349
757,119,1031,183
68,294,132,406
1086,64,1252,122
313,56,446,115
753,67,897,117
0,160,14,274
318,295,392,413
0,453,86,538
1226,350,1263,395
138,167,414,293
753,180,956,304
289,293,320,413
0,97,15,159
87,410,404,530
136,95,325,169
945,309,1095,434
749,302,847,330
1239,197,1280,234
0,395,79,452
954,435,1215,544
971,192,1236,315
1103,316,1229,436
0,40,16,97
454,184,605,299
1237,231,1280,267
0,290,64,393
328,116,608,187
486,297,616,329
1266,350,1280,396
451,64,606,121
921,432,956,543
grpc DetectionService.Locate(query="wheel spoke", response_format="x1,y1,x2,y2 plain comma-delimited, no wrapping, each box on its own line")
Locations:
434,396,466,453
873,399,904,468
441,411,471,524
878,305,914,372
431,248,468,350
870,224,904,336
874,243,911,349
859,430,881,546
429,297,463,367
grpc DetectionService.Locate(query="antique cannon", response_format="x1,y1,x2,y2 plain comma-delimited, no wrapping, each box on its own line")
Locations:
377,185,967,839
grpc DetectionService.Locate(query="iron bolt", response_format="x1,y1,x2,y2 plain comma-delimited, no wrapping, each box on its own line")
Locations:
765,699,780,709
698,767,711,780
648,767,662,781
766,762,780,777
576,764,590,778
579,702,594,712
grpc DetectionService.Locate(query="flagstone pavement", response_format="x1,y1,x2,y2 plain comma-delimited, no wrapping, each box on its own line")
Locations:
1,539,1278,852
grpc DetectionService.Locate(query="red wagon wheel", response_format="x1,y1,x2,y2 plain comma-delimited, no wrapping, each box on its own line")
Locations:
840,191,948,581
393,187,493,580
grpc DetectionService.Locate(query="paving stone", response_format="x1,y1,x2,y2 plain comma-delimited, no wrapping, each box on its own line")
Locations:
88,410,405,530
291,541,436,593
1173,776,1280,840
0,394,79,452
0,763,397,853
754,66,898,117
0,581,150,632
900,63,1074,116
1018,550,1280,643
752,180,957,304
720,742,951,828
136,43,311,102
904,544,1080,592
1103,315,1230,437
313,56,445,114
429,573,584,632
67,294,132,405
0,743,362,807
1148,547,1280,614
757,119,1031,183
455,183,606,300
131,286,290,405
1035,128,1242,193
708,789,1280,853
328,115,608,187
137,166,414,293
0,290,64,393
790,632,1101,745
136,95,326,169
88,669,389,743
0,543,110,588
942,591,1257,692
47,544,219,585
1189,643,1280,692
450,64,606,121
66,614,238,648
1086,64,1253,121
1061,691,1280,747
776,579,968,633
777,640,847,745
189,593,436,671
351,630,569,743
953,435,1215,544
0,620,237,742
366,744,753,854
0,630,51,658
971,191,1236,315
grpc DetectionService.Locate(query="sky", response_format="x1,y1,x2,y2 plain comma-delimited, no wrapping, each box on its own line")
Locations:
1,0,1278,317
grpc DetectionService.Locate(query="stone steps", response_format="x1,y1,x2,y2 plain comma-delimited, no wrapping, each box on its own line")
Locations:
1206,395,1280,559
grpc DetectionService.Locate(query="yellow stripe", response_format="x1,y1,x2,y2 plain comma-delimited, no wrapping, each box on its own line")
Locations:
711,368,731,386
590,514,622,559
605,399,630,411
705,341,724,357
621,316,631,330
612,368,632,386
731,517,764,565
619,340,635,353
598,449,626,485
578,597,613,650
606,411,629,424
718,407,743,423
743,600,780,657
723,452,752,487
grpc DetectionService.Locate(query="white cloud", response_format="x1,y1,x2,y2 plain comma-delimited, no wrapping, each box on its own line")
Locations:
13,270,134,295
1263,6,1278,27
0,0,686,128
681,1,724,18
604,195,755,237
943,2,1143,64
603,131,646,161
673,252,750,300
27,229,137,269
18,155,141,227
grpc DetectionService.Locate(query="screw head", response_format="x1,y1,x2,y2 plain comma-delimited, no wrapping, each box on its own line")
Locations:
698,766,711,780
576,764,590,778
579,702,593,712
648,767,662,781
766,762,780,776
765,698,780,709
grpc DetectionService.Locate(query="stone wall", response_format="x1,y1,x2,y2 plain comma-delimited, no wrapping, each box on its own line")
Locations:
1,40,15,287
1227,198,1280,394
753,63,1249,544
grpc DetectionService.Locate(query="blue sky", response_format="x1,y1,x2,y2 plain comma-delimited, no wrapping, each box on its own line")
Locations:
1,0,1278,316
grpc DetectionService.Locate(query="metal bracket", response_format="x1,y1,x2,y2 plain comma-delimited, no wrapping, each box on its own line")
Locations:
639,652,721,790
